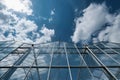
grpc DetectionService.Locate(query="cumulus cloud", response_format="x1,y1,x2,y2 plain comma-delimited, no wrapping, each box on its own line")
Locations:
0,17,55,43
72,2,120,43
0,1,55,79
35,24,55,43
71,3,109,43
0,0,32,15
98,14,120,42
0,0,55,43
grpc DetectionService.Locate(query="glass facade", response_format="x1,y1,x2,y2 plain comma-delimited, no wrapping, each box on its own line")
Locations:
0,41,120,80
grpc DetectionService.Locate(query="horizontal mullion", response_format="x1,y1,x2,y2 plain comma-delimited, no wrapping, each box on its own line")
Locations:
10,52,118,54
0,47,120,49
0,66,120,68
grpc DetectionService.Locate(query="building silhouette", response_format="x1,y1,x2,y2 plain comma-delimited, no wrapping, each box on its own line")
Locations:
0,40,120,80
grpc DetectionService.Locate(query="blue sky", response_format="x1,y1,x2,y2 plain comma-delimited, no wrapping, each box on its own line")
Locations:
0,0,120,44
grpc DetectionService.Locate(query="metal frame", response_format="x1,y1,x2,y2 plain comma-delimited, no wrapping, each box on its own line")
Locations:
0,41,120,80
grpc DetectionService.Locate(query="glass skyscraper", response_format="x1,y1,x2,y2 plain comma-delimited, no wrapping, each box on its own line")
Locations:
0,40,120,80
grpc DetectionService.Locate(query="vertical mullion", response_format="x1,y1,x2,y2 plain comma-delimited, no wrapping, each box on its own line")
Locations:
94,44,120,65
16,50,30,80
86,46,118,80
74,44,95,79
24,45,42,80
0,48,31,80
0,41,17,61
24,61,35,80
47,44,55,80
32,46,41,80
64,43,73,80
22,51,34,80
101,42,120,55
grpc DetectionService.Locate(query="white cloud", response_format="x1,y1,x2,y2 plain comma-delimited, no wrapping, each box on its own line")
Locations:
38,16,47,20
0,9,19,25
48,17,53,22
14,18,37,33
71,3,109,43
72,3,120,43
0,0,55,43
98,14,120,43
35,24,55,43
50,8,55,16
0,1,55,79
40,24,55,36
7,18,39,43
5,19,55,43
1,0,32,15
48,9,55,22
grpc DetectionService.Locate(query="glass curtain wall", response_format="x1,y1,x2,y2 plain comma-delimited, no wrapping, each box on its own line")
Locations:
0,41,120,80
